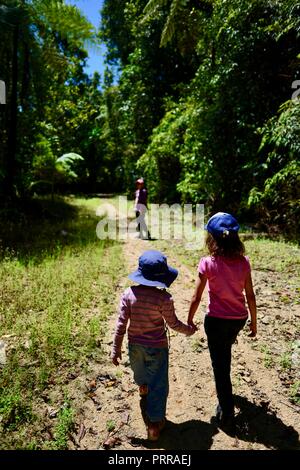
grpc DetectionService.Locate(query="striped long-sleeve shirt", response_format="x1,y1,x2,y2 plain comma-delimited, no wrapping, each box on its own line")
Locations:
112,285,193,357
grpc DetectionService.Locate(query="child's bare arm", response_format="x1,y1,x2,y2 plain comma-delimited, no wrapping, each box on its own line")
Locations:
187,273,207,326
112,295,130,365
245,272,257,337
162,297,196,336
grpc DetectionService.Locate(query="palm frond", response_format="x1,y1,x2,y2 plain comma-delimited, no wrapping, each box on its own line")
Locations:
57,153,84,164
142,0,169,23
160,0,188,47
144,0,169,16
31,0,96,45
56,153,84,179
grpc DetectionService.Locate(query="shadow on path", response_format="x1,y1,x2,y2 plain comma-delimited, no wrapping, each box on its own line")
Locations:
129,395,300,450
129,397,218,450
131,418,218,450
233,395,300,450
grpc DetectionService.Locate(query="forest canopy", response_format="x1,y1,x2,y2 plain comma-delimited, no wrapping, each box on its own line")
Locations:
1,0,299,239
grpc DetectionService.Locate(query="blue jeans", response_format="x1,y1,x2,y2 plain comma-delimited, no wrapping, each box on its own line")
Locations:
128,343,169,422
204,315,246,418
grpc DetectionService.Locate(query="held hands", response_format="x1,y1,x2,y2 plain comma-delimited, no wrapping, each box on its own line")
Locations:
112,352,122,366
187,321,198,336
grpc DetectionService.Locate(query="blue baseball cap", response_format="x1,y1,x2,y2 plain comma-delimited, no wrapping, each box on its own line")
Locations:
128,250,178,288
205,212,240,237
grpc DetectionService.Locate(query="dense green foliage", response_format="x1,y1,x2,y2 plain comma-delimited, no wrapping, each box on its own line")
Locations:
100,0,300,238
1,0,299,238
0,0,111,198
248,100,300,239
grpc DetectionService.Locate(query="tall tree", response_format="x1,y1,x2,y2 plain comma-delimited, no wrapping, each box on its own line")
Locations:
100,0,198,191
139,0,300,218
0,0,95,199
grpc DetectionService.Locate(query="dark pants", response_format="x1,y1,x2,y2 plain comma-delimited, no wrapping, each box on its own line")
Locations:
204,315,246,418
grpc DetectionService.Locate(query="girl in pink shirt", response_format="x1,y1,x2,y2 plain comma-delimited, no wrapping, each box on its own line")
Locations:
188,212,257,433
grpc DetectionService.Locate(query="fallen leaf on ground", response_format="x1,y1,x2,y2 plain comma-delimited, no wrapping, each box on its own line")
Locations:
89,379,97,390
121,412,129,424
77,423,86,443
103,436,121,449
105,380,117,387
48,408,59,418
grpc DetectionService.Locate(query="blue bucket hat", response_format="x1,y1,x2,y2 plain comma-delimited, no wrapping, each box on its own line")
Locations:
205,212,240,237
128,250,178,288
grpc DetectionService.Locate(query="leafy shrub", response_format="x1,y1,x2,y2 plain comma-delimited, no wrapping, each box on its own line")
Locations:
248,100,300,240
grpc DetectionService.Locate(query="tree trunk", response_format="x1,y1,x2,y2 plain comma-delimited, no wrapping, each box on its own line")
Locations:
4,24,19,200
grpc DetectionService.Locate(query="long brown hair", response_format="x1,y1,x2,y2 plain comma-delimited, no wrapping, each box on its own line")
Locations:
206,232,245,258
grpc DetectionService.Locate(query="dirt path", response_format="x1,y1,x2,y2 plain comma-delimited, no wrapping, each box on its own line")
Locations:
69,227,299,451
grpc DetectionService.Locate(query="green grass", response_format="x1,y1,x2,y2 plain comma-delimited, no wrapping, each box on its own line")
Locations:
191,337,206,353
260,344,275,369
289,381,300,406
244,239,300,273
0,196,122,449
279,351,292,371
0,387,33,430
106,419,116,432
48,404,75,450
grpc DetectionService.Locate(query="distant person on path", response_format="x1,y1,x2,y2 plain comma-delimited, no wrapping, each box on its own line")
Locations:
134,177,151,240
112,250,196,441
187,212,257,434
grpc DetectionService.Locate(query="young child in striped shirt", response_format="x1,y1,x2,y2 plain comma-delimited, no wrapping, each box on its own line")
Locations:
112,250,196,441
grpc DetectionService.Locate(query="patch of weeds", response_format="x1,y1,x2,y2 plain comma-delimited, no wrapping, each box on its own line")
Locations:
48,404,75,450
289,381,300,405
260,344,274,368
191,337,206,353
37,365,51,389
279,351,292,371
82,317,103,357
115,370,123,379
106,419,116,432
280,295,292,304
232,375,242,388
24,439,39,450
0,389,33,430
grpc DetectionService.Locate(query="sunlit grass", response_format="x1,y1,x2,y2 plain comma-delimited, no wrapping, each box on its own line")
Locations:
245,239,300,273
0,197,122,449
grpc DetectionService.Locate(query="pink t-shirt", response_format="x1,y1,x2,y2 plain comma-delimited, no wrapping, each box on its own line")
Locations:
198,255,251,320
